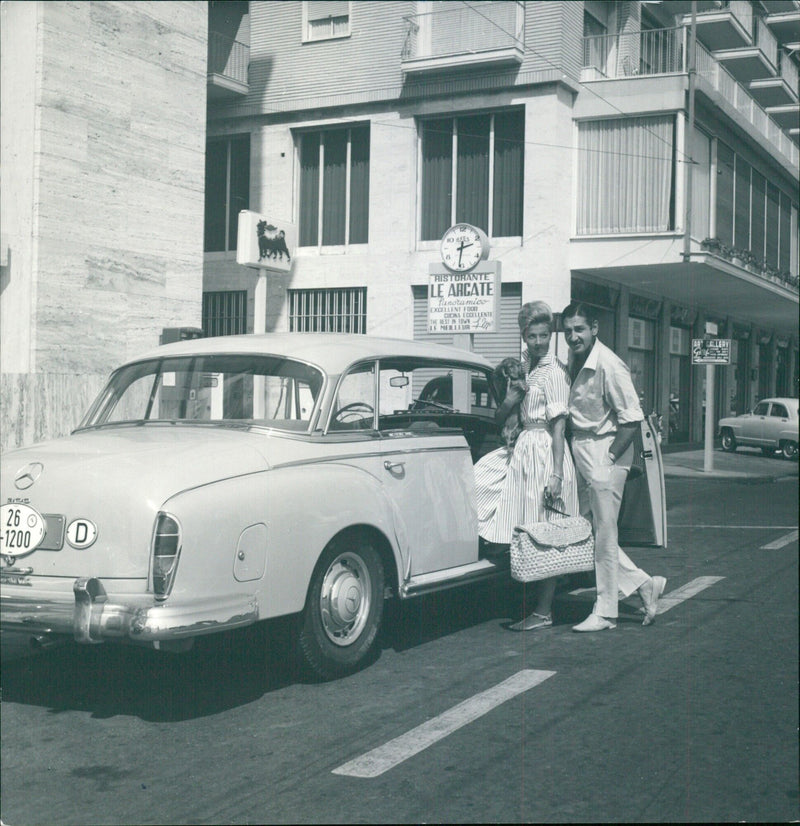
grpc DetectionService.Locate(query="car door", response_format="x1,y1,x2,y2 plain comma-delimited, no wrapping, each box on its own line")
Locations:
376,360,480,576
618,414,667,547
743,401,770,446
764,401,789,448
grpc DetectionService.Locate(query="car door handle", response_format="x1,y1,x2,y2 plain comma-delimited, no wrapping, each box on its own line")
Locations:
384,460,405,471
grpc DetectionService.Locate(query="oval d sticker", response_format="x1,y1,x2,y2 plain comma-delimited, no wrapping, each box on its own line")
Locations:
66,519,98,549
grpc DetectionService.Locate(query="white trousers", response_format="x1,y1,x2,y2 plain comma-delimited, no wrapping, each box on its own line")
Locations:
571,433,649,619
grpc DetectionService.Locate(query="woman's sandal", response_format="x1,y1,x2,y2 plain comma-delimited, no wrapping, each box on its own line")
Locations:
508,612,553,632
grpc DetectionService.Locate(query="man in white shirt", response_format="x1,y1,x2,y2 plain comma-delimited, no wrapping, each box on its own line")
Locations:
561,302,666,632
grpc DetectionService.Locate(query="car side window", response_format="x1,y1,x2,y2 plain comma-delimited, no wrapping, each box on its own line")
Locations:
753,402,770,416
770,404,788,418
329,362,376,431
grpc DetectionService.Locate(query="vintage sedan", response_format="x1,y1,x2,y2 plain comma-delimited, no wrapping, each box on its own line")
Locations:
1,334,666,678
718,397,798,459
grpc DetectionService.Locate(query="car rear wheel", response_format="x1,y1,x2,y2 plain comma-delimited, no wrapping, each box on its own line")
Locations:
720,429,737,452
780,440,798,460
297,534,385,680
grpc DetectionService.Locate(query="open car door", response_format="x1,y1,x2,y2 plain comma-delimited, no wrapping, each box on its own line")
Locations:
618,414,667,548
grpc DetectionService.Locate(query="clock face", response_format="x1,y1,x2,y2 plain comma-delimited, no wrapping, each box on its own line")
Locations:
440,224,489,272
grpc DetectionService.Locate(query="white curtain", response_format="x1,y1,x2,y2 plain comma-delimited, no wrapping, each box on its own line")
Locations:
577,116,675,234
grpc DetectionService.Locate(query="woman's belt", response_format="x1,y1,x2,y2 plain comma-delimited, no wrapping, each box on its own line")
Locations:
523,421,549,430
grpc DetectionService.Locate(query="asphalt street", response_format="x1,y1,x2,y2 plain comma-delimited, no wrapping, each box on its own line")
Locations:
1,449,797,825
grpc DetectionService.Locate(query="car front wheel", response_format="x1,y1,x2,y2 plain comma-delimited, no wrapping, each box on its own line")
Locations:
720,429,737,452
780,440,798,460
297,534,385,680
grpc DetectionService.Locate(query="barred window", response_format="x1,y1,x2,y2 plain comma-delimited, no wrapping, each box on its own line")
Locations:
202,291,247,337
289,287,366,333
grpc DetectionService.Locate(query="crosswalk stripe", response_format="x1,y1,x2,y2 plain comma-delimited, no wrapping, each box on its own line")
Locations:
656,576,725,614
332,669,556,778
760,529,799,550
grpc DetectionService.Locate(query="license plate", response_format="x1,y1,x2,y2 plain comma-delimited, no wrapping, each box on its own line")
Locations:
1,503,47,558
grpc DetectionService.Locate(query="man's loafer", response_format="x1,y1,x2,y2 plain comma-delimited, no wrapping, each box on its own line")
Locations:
640,575,667,626
572,613,616,632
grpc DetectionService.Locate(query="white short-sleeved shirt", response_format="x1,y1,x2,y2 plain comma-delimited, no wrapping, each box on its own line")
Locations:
568,339,643,435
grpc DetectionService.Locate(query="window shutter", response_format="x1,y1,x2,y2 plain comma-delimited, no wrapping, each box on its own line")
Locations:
307,1,349,20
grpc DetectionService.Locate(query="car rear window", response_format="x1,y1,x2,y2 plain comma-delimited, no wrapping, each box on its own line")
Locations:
79,355,324,431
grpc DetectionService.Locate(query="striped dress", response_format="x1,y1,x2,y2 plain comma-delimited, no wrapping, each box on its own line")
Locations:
475,350,579,543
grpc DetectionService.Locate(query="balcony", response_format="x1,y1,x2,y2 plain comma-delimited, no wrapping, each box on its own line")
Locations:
681,0,754,51
401,1,524,74
762,6,800,41
581,27,799,167
750,50,799,106
207,31,249,100
713,16,778,83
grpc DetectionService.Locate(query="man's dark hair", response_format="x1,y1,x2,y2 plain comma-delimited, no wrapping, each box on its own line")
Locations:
561,301,599,325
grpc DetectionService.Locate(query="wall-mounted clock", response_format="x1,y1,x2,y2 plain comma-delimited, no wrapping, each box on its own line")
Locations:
440,224,490,272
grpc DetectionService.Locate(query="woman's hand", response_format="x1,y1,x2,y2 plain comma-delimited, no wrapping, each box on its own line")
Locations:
506,377,527,401
547,473,563,499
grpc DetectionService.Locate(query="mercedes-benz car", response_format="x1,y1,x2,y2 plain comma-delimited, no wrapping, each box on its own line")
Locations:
1,334,667,679
718,397,798,459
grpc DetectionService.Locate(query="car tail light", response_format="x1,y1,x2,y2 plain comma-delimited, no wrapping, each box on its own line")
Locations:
151,512,181,599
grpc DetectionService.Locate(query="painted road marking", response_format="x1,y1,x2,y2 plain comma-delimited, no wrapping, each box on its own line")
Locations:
656,576,725,614
760,529,799,550
332,669,556,778
669,524,797,529
570,577,726,617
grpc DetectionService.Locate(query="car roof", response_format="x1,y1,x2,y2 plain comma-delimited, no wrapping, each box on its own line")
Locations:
129,333,495,375
761,397,798,407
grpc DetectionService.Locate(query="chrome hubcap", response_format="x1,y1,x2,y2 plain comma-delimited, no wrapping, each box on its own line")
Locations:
319,552,371,646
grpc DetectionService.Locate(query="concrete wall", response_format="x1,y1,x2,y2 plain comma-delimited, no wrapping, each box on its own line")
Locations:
0,1,209,450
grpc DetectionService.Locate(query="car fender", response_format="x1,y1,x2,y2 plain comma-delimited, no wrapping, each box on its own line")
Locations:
160,464,404,621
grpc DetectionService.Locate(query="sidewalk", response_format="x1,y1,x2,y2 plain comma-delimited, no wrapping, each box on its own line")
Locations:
661,445,799,481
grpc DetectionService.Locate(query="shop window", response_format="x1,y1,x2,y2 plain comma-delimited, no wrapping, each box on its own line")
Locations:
298,125,369,247
419,109,524,241
628,317,655,414
303,1,350,42
202,291,247,337
204,135,250,252
289,287,366,333
577,115,675,235
669,326,691,441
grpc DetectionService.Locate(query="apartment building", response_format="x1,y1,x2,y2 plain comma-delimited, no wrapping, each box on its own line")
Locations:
205,0,799,444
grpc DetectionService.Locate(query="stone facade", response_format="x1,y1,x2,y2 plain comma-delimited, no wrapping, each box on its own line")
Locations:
1,1,208,449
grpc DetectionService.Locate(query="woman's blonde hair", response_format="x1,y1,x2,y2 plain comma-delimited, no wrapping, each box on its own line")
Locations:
518,301,554,334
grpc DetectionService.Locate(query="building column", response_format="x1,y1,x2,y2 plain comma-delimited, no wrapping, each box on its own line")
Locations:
748,330,759,407
691,309,706,443
617,285,630,365
657,300,672,445
768,334,778,397
719,317,733,418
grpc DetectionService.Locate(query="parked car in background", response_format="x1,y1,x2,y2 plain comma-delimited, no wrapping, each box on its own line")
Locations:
1,334,667,679
718,397,799,459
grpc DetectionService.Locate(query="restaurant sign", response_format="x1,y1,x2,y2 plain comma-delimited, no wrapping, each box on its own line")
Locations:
427,261,501,334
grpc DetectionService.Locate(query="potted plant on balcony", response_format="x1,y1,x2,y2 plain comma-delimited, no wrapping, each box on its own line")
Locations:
700,237,721,254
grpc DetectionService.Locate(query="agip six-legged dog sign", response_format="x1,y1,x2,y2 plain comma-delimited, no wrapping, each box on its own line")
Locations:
236,210,296,272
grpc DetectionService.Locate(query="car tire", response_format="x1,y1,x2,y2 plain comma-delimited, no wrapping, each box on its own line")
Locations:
297,534,385,680
780,440,798,460
720,429,737,452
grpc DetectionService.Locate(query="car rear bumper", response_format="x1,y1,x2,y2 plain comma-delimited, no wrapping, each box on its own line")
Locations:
0,577,259,647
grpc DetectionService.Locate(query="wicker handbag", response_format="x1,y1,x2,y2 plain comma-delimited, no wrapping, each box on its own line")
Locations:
510,502,594,583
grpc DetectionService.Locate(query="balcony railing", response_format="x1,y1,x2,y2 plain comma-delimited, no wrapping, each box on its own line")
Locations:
755,16,778,69
582,27,799,167
208,31,249,86
402,1,524,70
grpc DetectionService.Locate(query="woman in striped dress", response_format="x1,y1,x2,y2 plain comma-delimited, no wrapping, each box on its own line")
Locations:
475,301,579,631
